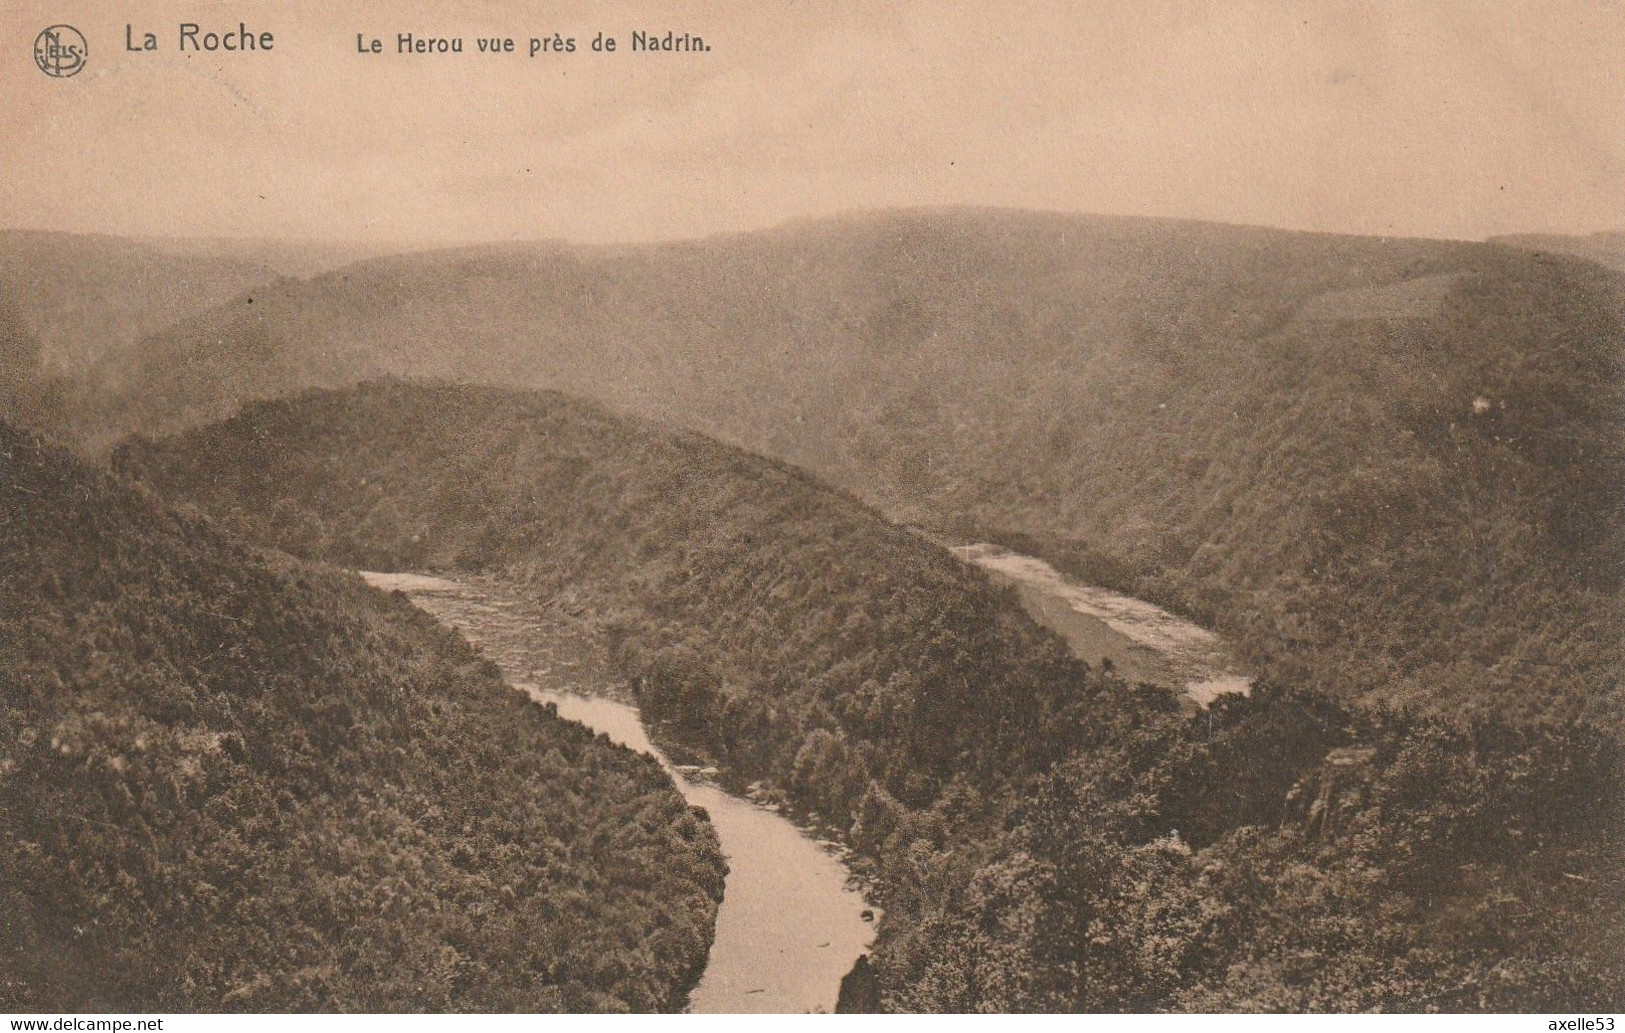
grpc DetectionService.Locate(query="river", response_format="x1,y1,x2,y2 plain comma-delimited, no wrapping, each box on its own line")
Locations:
358,571,875,1014
947,543,1252,706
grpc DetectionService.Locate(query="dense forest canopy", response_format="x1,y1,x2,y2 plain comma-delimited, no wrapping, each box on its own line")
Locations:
123,380,1625,1012
72,210,1625,725
3,210,1618,1012
0,418,726,1011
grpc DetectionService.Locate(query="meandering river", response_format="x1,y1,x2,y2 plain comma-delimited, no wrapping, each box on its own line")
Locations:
358,571,875,1014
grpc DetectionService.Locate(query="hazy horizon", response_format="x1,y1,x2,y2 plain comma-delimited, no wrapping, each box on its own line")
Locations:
3,203,1621,252
3,0,1621,246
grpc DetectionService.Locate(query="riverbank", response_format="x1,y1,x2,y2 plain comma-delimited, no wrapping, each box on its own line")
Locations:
358,570,877,1014
932,541,1252,706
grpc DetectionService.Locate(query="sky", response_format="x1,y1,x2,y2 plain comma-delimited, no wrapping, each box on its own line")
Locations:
1,0,1621,245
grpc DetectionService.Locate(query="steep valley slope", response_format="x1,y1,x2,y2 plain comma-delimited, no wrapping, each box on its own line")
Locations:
0,418,726,1012
121,380,1625,1012
95,210,1624,724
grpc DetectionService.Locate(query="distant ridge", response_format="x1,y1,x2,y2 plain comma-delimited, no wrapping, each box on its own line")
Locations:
81,207,1621,724
1491,230,1625,272
0,230,275,378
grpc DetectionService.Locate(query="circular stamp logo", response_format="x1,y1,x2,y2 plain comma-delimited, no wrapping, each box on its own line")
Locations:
34,24,87,78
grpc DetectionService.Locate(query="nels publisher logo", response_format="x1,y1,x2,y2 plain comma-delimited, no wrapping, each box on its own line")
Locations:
34,24,87,77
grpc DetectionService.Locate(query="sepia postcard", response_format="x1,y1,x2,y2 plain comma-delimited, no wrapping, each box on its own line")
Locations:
1,0,1621,1021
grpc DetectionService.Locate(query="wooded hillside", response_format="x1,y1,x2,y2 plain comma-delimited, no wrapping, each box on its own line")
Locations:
100,211,1623,722
1,418,725,1012
121,380,1625,1012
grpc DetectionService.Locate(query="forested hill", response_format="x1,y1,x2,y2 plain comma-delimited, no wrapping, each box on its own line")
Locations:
0,419,725,1011
108,209,1624,723
0,231,275,379
116,380,1107,797
121,380,1624,1012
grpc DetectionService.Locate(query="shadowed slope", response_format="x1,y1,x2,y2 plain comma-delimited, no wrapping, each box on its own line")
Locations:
0,420,724,1011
